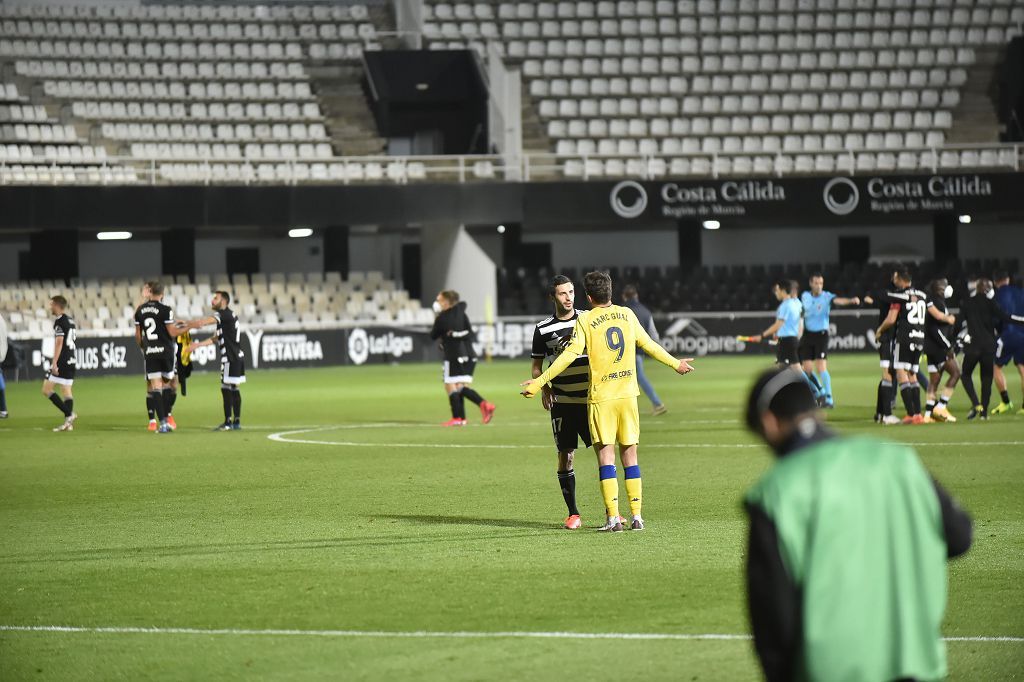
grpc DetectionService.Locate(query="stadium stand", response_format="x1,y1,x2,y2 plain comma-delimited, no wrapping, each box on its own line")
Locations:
0,271,435,337
424,0,1024,177
497,258,1022,315
0,0,1021,184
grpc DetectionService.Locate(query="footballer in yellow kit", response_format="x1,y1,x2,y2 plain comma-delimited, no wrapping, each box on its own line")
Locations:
522,271,695,532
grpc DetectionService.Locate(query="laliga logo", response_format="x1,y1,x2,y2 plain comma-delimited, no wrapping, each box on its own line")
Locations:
609,180,648,219
823,177,860,216
348,328,369,365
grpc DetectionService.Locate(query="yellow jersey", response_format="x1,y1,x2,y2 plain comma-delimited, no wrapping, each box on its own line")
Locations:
526,304,680,403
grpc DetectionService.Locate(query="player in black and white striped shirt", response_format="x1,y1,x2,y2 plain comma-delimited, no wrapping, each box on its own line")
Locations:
530,275,592,530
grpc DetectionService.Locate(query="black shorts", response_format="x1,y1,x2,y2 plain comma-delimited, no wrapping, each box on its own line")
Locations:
892,339,923,372
776,337,799,366
799,330,829,362
878,331,895,368
551,401,592,452
221,357,246,385
442,358,476,383
47,363,75,386
924,341,953,373
144,353,176,380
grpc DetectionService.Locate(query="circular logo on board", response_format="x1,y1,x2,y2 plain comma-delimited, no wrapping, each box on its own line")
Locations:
822,177,860,216
348,328,369,365
610,180,648,219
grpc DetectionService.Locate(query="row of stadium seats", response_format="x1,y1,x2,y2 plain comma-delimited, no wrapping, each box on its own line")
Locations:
0,143,107,162
44,80,315,101
547,111,952,139
71,101,321,122
129,142,334,159
0,270,433,336
559,149,1018,178
440,15,1020,39
107,122,330,143
0,124,81,144
427,0,1018,21
546,104,955,128
0,3,370,22
0,20,376,41
554,130,949,155
0,104,48,122
15,59,308,80
528,61,966,84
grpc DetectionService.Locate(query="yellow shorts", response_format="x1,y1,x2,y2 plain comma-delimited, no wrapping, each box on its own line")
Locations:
588,397,640,446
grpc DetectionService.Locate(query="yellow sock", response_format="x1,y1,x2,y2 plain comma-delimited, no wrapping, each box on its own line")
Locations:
599,464,619,519
624,465,642,518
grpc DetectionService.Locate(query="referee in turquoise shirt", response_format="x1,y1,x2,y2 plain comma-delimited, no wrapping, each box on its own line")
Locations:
799,273,860,408
750,280,803,370
743,367,972,682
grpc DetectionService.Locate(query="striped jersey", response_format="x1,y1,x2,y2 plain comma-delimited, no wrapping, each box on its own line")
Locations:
531,311,589,404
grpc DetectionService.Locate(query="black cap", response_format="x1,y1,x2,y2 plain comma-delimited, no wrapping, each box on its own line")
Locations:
745,367,817,434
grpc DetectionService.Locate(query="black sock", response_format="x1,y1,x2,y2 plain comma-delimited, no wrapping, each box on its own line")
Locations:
939,395,950,407
63,398,73,416
448,390,465,419
461,387,485,406
925,399,935,415
0,388,7,412
879,381,894,416
163,388,175,417
221,388,232,424
1000,390,1011,404
911,385,921,415
48,392,68,416
150,391,167,422
899,383,916,415
231,390,241,423
558,469,579,516
146,395,156,420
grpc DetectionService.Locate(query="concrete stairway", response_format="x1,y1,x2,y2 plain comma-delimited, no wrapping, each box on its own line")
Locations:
307,63,386,157
946,46,1005,144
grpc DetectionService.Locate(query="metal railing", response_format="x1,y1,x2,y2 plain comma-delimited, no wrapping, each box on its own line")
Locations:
0,143,1020,186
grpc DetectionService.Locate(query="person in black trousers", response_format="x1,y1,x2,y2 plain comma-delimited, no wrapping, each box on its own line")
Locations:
959,278,1024,419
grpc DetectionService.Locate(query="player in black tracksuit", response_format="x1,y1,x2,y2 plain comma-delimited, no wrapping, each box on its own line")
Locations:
923,279,961,421
959,279,1024,419
865,284,899,421
185,290,246,430
430,290,495,426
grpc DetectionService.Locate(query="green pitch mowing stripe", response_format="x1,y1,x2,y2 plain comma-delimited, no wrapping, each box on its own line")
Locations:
1,354,1022,680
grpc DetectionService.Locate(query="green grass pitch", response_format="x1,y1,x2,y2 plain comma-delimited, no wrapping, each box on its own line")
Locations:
1,354,1021,680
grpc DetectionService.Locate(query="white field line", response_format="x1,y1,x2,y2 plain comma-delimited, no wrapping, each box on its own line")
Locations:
0,625,1020,643
267,425,1024,450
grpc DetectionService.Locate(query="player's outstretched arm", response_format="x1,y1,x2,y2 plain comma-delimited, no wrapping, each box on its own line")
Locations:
926,305,955,326
834,295,860,306
522,320,585,397
633,312,695,374
530,358,553,410
188,336,217,354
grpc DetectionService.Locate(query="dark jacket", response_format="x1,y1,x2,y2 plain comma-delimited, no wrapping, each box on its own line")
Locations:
960,294,1024,354
430,301,476,362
